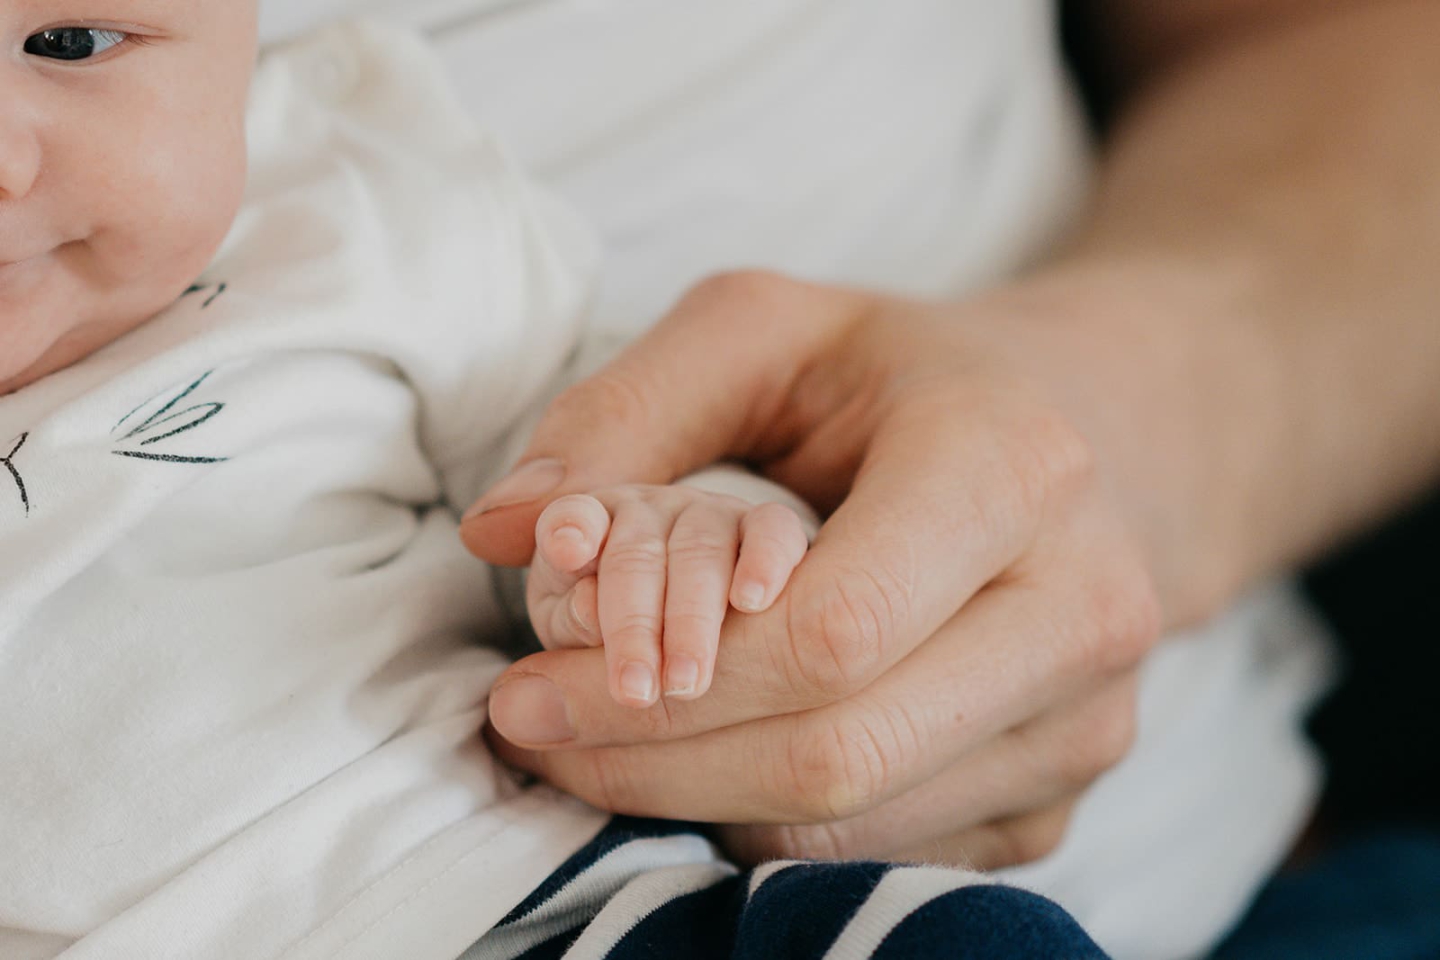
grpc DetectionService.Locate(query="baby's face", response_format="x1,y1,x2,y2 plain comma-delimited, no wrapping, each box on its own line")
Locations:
0,1,257,395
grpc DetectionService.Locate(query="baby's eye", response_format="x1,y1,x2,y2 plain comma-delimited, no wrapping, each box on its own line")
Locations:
23,28,129,61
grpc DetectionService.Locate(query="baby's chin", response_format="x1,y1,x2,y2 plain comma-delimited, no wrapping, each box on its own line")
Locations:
0,328,94,397
0,284,176,396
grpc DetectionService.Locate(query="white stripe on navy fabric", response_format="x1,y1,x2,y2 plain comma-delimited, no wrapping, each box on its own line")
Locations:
460,833,726,960
745,859,803,897
456,819,1110,959
729,860,893,959
562,862,740,958
822,865,991,960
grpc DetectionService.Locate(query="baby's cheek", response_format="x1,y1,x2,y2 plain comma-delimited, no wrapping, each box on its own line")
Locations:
100,130,246,311
153,130,247,267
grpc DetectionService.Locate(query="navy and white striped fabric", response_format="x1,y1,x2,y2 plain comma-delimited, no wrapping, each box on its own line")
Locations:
460,818,1110,959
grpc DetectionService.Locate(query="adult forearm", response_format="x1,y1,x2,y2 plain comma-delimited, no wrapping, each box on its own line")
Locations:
1006,2,1440,626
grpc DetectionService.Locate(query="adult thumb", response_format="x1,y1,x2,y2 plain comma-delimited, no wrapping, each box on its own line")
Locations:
459,271,864,566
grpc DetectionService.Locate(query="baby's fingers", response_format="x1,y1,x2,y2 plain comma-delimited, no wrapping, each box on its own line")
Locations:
536,495,611,573
527,571,601,650
660,501,742,700
597,498,673,708
730,502,809,613
528,495,611,650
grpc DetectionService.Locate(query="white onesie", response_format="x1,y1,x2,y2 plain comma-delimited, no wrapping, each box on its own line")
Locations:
0,23,612,960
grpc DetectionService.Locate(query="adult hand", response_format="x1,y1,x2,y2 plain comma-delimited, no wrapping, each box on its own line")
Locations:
461,270,1162,868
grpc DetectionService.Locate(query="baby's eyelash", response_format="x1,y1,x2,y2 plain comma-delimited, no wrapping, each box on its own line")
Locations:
24,26,153,63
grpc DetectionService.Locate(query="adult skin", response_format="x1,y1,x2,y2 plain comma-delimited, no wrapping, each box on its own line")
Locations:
462,0,1440,868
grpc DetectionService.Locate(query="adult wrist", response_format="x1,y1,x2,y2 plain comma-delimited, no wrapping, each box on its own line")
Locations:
969,253,1286,627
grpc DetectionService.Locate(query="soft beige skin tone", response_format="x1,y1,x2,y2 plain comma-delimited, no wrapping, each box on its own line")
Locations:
466,0,1440,869
0,0,258,396
530,488,810,707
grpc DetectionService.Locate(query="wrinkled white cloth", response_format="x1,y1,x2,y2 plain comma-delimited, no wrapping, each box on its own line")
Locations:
0,23,609,960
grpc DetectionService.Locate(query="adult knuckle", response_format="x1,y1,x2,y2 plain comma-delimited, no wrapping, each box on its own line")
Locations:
1052,702,1133,789
1080,565,1163,676
1003,816,1068,866
1118,570,1164,664
1089,697,1138,775
1024,405,1096,499
995,401,1096,523
785,571,901,698
769,821,854,862
574,751,637,814
785,712,900,821
718,822,853,866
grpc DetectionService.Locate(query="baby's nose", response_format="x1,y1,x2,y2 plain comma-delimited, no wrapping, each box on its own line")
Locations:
0,105,42,201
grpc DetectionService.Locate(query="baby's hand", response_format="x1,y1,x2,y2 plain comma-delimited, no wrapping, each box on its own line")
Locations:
527,485,809,708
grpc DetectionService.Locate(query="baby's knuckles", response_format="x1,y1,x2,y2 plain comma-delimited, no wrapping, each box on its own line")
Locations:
597,530,668,578
665,520,741,565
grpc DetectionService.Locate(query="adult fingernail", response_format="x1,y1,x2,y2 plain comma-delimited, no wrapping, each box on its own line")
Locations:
664,656,701,698
489,676,576,745
464,459,566,520
618,661,658,706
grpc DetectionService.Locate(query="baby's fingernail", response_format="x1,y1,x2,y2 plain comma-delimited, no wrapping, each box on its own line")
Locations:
464,459,566,520
734,582,766,613
618,661,658,706
664,657,701,698
569,592,595,636
489,675,576,745
553,524,587,546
